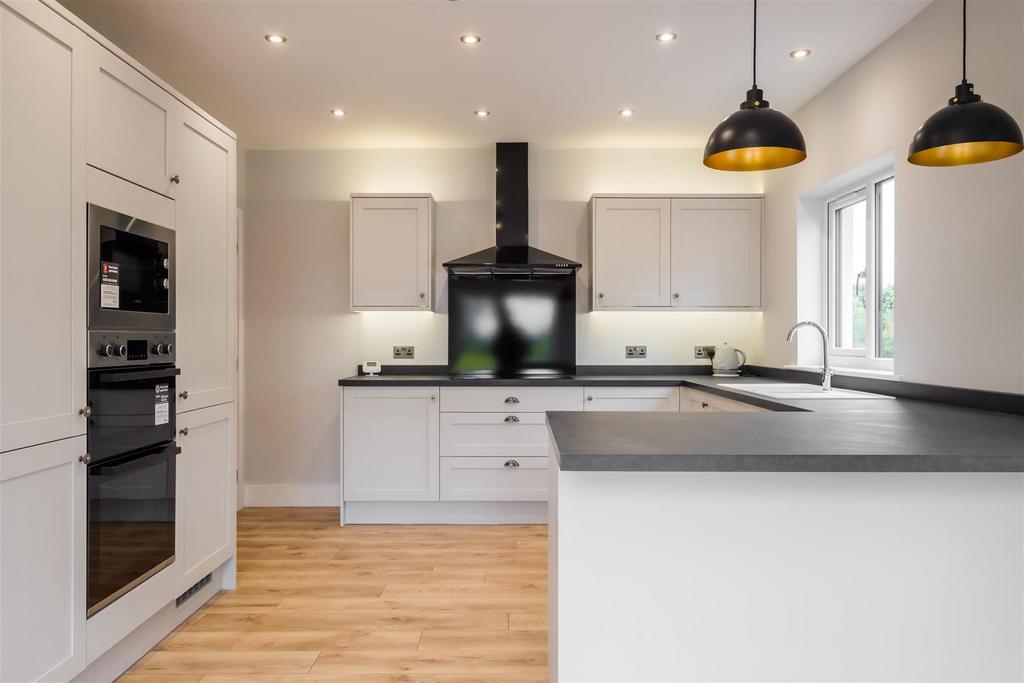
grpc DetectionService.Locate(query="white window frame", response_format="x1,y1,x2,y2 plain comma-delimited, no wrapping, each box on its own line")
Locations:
825,169,894,372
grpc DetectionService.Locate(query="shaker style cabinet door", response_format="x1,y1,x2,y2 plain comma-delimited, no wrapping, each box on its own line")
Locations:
0,0,88,453
343,387,440,501
0,436,87,683
175,107,237,414
176,403,237,593
86,39,180,198
350,195,433,310
591,198,672,308
670,198,762,308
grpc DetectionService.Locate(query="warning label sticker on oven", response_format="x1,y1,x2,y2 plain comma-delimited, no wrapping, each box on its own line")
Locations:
155,383,169,426
100,261,120,309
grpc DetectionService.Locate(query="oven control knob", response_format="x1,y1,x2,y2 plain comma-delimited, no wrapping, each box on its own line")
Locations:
117,344,128,358
153,343,166,355
165,343,174,355
101,343,116,357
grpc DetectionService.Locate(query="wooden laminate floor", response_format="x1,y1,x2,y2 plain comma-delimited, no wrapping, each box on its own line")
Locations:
119,507,548,683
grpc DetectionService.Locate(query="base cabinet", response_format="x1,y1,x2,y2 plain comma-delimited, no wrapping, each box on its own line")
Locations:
584,386,679,411
0,437,86,683
176,403,236,593
682,387,767,413
343,387,440,501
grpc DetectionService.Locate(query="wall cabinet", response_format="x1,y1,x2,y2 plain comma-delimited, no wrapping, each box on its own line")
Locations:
176,403,237,592
0,436,86,683
86,40,180,198
583,386,679,411
671,198,761,308
591,198,672,307
0,0,88,453
591,195,763,310
343,387,440,501
175,107,237,414
350,194,434,311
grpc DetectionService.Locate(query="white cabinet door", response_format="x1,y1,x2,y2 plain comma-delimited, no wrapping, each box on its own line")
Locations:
0,436,86,682
583,386,679,411
175,108,237,414
343,387,439,501
350,195,432,310
671,198,762,308
0,0,88,453
176,402,236,592
86,39,180,197
681,388,766,413
592,198,671,308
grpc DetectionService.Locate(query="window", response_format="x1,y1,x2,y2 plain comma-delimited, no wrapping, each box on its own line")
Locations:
827,171,895,369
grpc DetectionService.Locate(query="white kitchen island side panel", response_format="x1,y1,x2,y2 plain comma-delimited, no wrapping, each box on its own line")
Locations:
550,469,1024,683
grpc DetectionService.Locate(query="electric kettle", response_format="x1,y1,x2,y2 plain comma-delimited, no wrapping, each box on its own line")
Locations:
711,343,746,377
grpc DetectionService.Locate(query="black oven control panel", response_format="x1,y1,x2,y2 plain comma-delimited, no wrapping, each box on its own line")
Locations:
89,330,176,368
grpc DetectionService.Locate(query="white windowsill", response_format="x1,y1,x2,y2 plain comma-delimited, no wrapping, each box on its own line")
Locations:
784,365,904,382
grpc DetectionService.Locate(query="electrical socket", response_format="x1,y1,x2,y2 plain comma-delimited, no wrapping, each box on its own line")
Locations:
392,346,415,359
694,345,715,359
625,345,647,359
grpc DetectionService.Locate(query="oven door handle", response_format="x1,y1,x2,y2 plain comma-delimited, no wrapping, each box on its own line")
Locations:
95,367,181,384
91,444,181,472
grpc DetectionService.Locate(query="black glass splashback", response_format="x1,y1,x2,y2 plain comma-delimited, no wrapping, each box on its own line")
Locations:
448,274,576,378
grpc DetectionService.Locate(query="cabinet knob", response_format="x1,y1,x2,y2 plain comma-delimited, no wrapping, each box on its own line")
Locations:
179,427,189,436
430,394,437,401
419,292,426,299
701,401,709,409
79,405,92,418
504,415,520,423
504,459,520,468
673,292,680,299
598,292,605,299
170,174,180,184
504,396,520,404
179,390,188,400
79,454,92,465
586,395,593,402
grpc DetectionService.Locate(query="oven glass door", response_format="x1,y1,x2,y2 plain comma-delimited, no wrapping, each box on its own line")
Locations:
87,366,178,460
87,442,176,616
88,204,175,331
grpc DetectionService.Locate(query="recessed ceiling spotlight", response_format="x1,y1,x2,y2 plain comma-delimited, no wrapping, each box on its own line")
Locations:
265,34,287,44
474,109,491,118
460,34,481,45
330,108,346,118
789,48,811,59
619,108,635,118
655,32,677,42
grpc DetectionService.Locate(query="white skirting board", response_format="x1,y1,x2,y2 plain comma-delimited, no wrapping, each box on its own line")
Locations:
72,566,223,683
343,501,548,524
243,483,340,506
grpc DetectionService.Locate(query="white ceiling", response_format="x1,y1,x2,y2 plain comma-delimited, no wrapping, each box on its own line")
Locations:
61,0,930,150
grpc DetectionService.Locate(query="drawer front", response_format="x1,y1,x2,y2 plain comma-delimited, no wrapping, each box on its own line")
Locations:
441,413,549,458
440,387,584,413
583,386,679,411
682,388,765,413
440,456,548,502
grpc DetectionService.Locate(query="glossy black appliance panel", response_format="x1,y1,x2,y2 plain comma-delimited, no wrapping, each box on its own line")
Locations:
87,442,176,617
87,363,178,460
448,274,576,378
88,203,175,331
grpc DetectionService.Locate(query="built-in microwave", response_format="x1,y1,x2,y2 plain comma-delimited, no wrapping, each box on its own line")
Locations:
88,204,175,331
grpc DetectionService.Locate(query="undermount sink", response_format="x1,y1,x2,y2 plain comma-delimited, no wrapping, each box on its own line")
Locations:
726,383,895,400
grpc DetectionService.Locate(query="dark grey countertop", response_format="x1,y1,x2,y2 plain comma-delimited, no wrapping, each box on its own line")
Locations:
549,376,1024,473
338,373,706,387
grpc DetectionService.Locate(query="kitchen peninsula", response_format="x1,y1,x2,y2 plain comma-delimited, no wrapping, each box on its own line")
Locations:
547,378,1024,683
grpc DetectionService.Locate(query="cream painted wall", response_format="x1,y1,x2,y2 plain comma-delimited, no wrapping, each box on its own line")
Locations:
762,0,1023,393
242,147,762,488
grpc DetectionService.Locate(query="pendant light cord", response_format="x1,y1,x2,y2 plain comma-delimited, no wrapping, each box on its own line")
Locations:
749,0,757,88
961,0,967,83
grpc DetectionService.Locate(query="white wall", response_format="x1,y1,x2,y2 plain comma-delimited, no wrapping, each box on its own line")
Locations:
242,147,762,492
762,0,1024,393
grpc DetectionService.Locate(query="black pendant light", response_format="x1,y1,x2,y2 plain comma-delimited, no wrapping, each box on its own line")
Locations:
703,0,806,172
908,0,1023,166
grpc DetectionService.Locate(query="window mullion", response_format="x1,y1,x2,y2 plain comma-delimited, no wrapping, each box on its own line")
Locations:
865,183,877,359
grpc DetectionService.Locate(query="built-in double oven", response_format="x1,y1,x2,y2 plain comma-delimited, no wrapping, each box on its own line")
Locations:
85,203,178,617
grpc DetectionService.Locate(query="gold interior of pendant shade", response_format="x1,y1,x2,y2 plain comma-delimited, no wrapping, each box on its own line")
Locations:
907,140,1024,166
703,146,807,172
